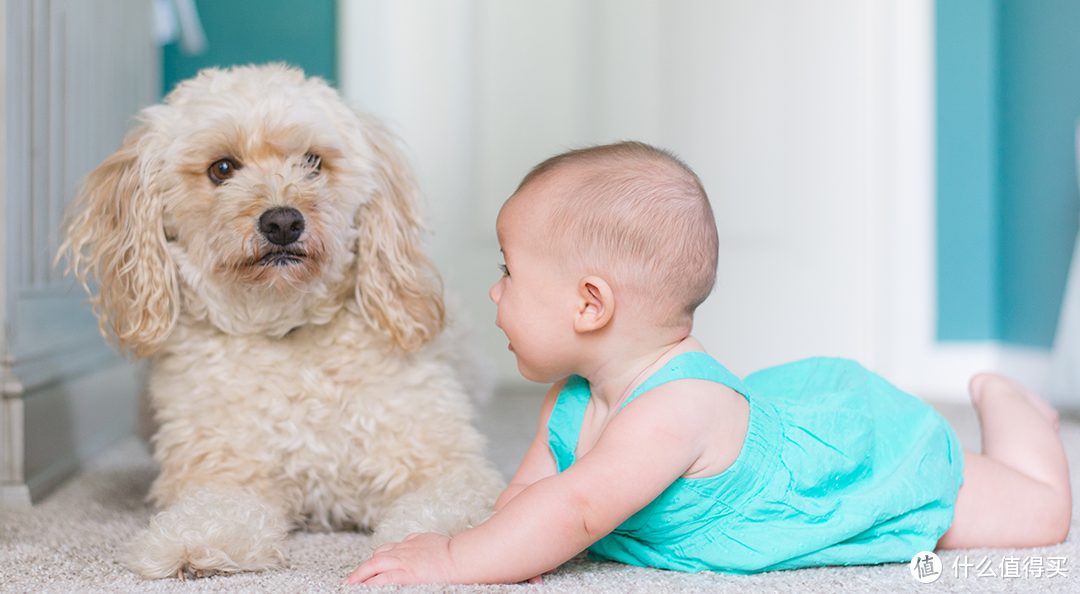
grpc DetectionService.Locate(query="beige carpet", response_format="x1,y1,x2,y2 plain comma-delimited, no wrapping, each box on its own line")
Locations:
2,392,1079,594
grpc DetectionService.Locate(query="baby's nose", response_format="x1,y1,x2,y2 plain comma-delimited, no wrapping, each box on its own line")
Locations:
489,282,501,304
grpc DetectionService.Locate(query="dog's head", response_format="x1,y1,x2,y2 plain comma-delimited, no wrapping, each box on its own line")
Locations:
61,64,444,357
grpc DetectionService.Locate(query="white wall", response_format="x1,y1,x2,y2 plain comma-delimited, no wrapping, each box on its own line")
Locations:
339,0,1018,402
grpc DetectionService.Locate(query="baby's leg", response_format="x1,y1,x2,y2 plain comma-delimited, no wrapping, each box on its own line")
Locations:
937,373,1071,549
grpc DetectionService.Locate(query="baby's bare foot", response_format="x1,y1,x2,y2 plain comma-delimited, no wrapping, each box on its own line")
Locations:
969,372,1060,431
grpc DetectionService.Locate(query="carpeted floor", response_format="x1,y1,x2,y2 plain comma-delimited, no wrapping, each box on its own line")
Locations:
2,389,1079,594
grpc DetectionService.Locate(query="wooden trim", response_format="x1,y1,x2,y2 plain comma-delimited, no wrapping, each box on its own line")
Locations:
1,344,28,507
1,0,158,506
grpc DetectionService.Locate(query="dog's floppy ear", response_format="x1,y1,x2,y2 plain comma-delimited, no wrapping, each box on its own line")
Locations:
353,116,446,351
59,117,178,358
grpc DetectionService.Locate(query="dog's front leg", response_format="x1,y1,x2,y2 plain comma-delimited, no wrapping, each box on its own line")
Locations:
369,455,504,550
126,485,289,579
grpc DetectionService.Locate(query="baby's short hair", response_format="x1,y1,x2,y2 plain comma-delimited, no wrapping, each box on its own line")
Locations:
518,141,718,327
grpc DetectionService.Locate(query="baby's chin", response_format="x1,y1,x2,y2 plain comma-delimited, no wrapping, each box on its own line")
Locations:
514,360,564,385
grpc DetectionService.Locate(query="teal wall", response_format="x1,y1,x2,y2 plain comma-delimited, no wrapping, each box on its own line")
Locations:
162,0,337,96
936,0,1080,348
936,0,1000,341
997,1,1080,347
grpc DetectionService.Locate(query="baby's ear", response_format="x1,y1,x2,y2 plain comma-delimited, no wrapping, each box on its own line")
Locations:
574,276,614,333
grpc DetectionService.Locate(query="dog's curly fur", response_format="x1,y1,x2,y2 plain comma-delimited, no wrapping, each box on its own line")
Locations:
59,64,504,579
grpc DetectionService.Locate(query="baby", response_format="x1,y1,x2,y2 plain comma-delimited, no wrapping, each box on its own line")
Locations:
346,141,1072,585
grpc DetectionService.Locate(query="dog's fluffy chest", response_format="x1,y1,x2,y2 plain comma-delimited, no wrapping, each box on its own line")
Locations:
147,310,471,529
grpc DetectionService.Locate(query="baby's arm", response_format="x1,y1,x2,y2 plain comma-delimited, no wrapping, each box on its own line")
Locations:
346,381,718,585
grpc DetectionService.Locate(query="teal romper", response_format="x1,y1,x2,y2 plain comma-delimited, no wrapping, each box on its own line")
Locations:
547,352,965,574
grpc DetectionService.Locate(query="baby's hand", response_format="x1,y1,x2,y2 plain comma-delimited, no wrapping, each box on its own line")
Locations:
344,533,457,586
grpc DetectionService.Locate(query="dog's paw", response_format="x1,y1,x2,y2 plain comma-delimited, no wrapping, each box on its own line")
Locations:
368,460,503,552
126,486,288,579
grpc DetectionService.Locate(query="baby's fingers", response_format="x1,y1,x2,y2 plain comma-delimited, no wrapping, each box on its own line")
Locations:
360,569,413,586
343,566,370,585
344,556,396,585
368,532,424,559
372,542,396,555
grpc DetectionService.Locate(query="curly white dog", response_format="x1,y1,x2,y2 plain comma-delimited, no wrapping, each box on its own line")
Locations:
60,64,504,579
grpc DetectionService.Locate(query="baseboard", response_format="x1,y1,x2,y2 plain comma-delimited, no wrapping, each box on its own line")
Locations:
25,451,79,503
1,484,31,508
995,345,1053,398
20,360,140,504
888,341,1053,405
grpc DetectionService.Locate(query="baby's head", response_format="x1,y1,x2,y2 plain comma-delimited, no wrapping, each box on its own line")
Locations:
502,141,718,330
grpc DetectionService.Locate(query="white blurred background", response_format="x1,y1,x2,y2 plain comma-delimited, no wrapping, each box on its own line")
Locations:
338,0,969,398
6,0,1076,504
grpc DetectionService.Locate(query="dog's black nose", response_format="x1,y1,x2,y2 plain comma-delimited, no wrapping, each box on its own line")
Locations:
258,207,305,246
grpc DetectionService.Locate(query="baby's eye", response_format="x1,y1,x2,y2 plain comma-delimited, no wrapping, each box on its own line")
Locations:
497,263,509,277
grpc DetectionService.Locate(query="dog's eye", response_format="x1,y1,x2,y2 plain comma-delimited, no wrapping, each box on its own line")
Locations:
304,153,322,175
208,158,240,185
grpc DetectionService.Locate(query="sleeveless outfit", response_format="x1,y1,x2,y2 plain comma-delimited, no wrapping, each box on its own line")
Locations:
546,352,965,574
